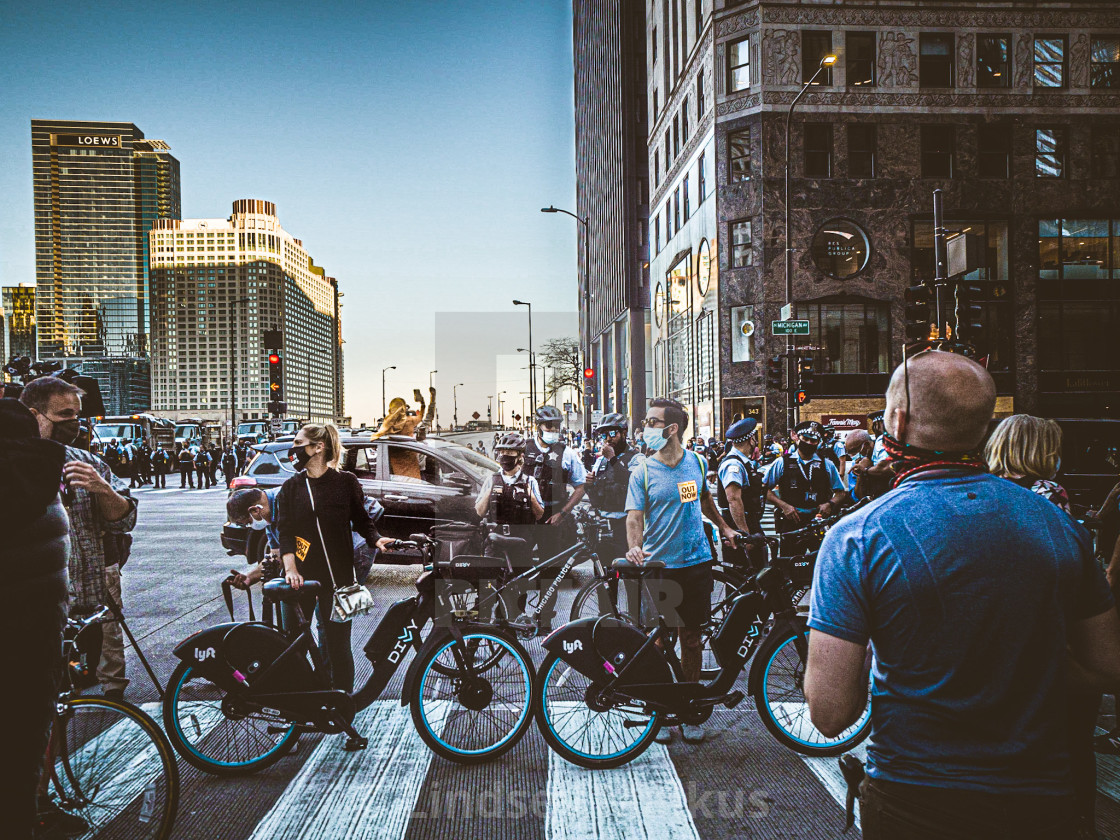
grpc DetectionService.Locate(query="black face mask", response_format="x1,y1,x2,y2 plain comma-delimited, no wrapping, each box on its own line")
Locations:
50,418,81,446
498,454,520,472
797,442,818,458
288,445,312,470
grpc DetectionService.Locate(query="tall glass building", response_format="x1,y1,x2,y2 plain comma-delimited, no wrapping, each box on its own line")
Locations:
31,120,180,413
1,284,37,369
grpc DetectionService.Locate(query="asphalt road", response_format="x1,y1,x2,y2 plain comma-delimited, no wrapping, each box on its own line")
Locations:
98,485,1120,840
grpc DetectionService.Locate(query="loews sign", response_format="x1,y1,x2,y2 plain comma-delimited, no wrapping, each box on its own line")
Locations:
53,134,123,148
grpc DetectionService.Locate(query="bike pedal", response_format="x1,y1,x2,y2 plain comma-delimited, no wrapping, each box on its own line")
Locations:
722,691,745,709
343,736,368,752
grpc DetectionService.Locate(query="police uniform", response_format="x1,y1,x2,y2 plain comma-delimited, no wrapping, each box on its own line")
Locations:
762,425,845,533
716,418,764,534
588,447,641,558
523,434,586,562
482,470,542,565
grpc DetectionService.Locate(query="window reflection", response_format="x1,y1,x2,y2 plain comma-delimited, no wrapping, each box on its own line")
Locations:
795,301,889,374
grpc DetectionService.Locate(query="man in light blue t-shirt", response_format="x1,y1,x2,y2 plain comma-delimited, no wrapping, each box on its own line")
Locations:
625,398,739,745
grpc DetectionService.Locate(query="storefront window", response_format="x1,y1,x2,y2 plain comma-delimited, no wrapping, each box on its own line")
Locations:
795,300,889,374
1039,218,1118,280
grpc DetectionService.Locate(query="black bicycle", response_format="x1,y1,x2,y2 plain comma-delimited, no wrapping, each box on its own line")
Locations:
163,536,536,773
45,607,180,840
532,534,871,769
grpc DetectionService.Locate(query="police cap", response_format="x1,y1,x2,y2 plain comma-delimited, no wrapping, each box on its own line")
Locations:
726,417,758,442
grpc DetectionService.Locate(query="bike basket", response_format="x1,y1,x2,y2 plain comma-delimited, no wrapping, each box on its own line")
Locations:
429,522,484,564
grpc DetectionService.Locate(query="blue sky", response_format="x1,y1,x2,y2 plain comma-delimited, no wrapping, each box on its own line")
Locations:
0,0,579,423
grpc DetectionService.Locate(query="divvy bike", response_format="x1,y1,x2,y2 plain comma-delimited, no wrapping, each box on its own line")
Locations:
533,533,872,769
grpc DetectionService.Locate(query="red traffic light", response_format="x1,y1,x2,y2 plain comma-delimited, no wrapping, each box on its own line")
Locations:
583,367,594,379
796,390,809,405
268,354,280,364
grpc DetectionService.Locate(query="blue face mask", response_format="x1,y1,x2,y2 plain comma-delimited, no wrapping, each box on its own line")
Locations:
642,426,669,452
541,430,560,445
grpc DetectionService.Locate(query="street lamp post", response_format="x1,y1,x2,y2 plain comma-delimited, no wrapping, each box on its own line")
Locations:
487,395,493,422
381,365,396,418
230,297,250,445
453,382,464,429
513,300,534,413
498,390,507,427
541,205,591,435
429,369,438,427
784,54,837,429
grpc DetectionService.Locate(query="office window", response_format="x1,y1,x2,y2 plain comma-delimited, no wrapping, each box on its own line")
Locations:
921,125,955,177
977,35,1010,87
654,150,660,188
696,0,703,32
1034,36,1066,88
847,31,876,87
1092,126,1120,178
673,116,680,156
729,129,751,182
848,124,876,178
652,26,657,65
664,202,672,239
978,124,1012,179
731,220,752,267
1092,37,1120,88
727,37,750,92
652,87,659,120
696,71,705,117
794,302,890,375
698,151,707,201
1036,127,1068,178
665,130,671,167
683,174,690,221
682,97,689,142
802,31,834,85
920,33,955,87
655,216,661,253
673,188,681,232
804,123,832,178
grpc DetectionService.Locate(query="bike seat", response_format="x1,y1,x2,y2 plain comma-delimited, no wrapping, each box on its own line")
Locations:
610,557,665,576
262,578,321,602
486,532,527,551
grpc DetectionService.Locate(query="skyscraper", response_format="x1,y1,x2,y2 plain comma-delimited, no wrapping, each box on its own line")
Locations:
149,200,344,426
1,284,37,373
31,119,181,413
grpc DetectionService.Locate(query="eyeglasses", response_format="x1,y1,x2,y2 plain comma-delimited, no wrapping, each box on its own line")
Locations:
642,418,667,428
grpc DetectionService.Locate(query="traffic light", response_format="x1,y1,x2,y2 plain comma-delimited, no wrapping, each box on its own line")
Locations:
766,356,785,390
268,351,283,402
583,367,594,379
798,356,815,388
796,390,809,405
954,280,984,341
904,283,933,342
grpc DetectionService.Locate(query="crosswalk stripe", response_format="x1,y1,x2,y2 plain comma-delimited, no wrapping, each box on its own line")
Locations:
246,701,447,840
546,714,700,840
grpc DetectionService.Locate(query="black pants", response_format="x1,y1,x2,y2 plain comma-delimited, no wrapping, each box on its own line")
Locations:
529,516,578,624
153,470,165,489
195,467,207,488
298,585,354,693
179,466,193,488
5,569,67,840
860,777,1078,840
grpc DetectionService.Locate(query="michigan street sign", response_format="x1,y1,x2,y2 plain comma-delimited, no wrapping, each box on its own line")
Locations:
772,319,810,335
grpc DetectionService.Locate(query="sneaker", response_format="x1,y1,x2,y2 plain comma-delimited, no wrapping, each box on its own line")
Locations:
681,724,706,744
654,726,673,745
36,800,89,836
103,688,125,703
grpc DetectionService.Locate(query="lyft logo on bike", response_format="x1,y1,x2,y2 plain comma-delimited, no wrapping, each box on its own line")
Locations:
562,639,583,655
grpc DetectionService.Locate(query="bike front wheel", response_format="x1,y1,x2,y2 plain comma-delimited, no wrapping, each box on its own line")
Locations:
535,652,661,770
51,696,180,840
410,629,534,764
752,622,871,756
163,661,299,776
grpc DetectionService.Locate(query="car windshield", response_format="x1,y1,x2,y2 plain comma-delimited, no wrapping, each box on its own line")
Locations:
174,425,198,439
428,439,498,478
238,423,266,435
94,424,135,440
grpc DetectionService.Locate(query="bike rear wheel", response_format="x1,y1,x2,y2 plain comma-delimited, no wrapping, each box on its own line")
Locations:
163,661,299,776
51,697,179,840
753,623,871,756
410,630,534,763
534,652,660,769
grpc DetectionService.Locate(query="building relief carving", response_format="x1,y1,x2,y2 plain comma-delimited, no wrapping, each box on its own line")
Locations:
762,7,1120,29
878,32,917,87
715,9,759,38
1014,33,1033,88
764,29,801,85
1071,33,1090,88
958,32,975,88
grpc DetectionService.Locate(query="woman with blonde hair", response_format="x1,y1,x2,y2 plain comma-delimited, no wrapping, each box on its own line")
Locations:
984,414,1070,512
276,424,393,693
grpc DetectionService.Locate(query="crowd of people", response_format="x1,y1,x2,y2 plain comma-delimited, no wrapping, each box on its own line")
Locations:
10,348,1120,839
90,438,251,490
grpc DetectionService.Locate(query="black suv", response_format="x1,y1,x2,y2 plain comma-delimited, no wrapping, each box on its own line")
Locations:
220,434,498,564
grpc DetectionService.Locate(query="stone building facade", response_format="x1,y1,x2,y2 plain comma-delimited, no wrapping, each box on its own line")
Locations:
645,0,1120,438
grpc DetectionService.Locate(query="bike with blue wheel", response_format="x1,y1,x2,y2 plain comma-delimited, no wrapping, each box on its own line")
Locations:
533,533,871,769
162,532,536,774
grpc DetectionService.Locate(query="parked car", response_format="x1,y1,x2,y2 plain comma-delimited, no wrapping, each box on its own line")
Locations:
220,434,499,565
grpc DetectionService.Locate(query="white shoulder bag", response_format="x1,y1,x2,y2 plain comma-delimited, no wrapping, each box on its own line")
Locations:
306,477,375,622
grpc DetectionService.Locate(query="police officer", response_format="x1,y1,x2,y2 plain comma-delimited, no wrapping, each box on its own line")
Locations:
762,421,846,533
152,444,171,489
475,433,543,565
585,413,641,559
717,418,764,535
523,405,587,561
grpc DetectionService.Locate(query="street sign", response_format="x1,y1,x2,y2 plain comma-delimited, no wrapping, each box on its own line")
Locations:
772,319,810,335
471,411,480,420
270,417,282,434
563,402,573,413
780,303,793,321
